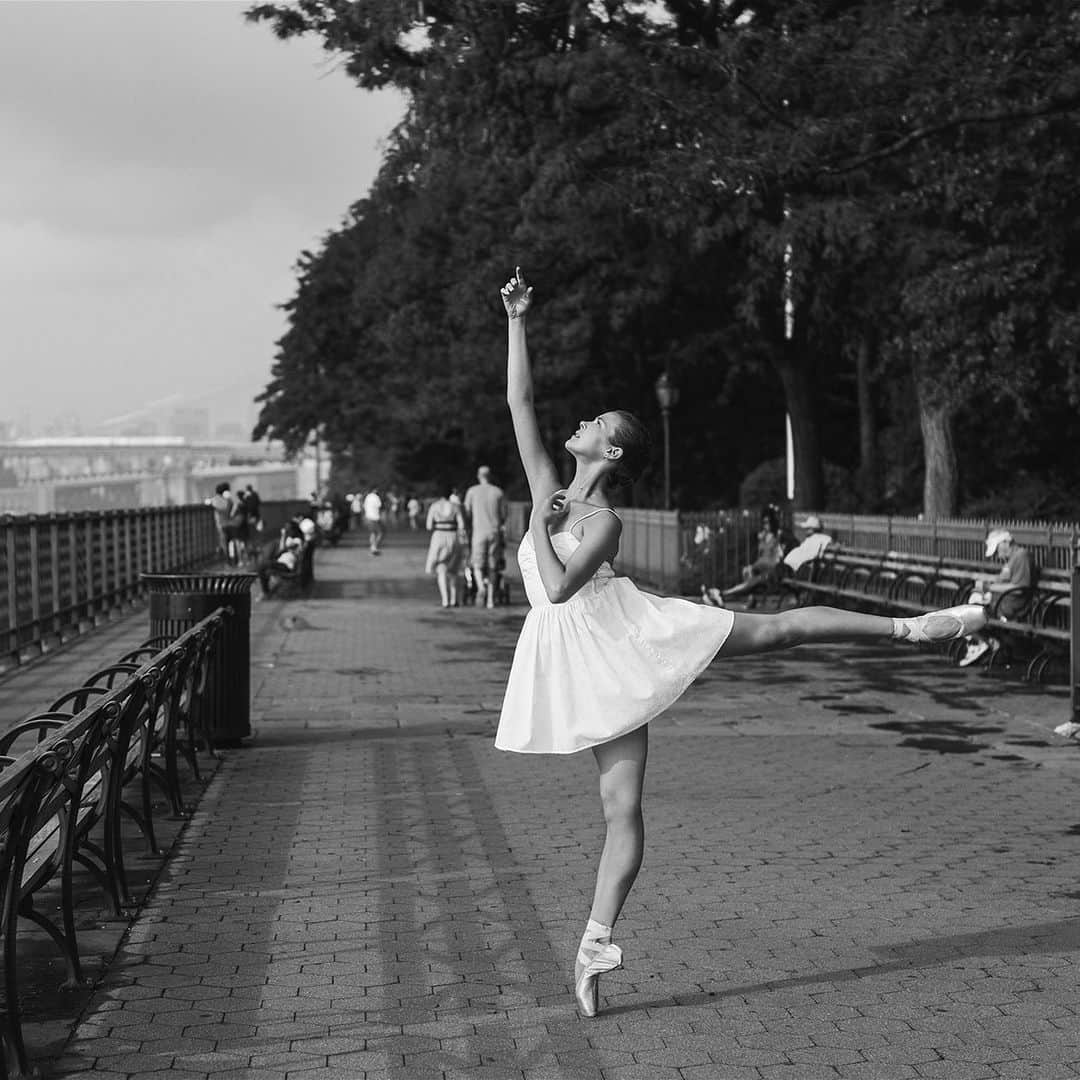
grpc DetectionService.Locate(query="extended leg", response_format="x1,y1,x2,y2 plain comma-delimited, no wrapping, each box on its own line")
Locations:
719,604,985,659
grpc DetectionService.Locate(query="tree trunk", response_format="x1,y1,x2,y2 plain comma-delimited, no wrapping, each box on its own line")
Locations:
915,379,959,519
775,346,824,511
854,332,880,508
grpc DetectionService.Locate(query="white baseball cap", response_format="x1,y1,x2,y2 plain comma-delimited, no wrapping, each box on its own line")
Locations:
985,529,1012,557
797,514,822,531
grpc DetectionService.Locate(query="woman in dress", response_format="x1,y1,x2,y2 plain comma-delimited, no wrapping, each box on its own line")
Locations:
747,505,783,578
424,489,466,607
494,268,987,1018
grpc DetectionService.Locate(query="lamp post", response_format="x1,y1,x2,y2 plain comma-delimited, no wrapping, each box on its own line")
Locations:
654,372,678,510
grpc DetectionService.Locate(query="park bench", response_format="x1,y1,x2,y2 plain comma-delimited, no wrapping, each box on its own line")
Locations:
784,546,1072,682
955,567,1071,680
0,611,223,1078
263,535,315,598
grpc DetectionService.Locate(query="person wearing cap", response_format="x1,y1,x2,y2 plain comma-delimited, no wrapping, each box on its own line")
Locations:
958,529,1035,667
783,514,834,573
706,513,832,604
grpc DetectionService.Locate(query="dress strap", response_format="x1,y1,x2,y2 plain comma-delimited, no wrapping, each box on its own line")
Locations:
569,506,622,532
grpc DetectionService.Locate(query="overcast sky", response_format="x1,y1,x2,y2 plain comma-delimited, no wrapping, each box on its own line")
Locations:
0,0,404,437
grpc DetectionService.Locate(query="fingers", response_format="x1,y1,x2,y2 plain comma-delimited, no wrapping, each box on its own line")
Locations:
501,268,528,293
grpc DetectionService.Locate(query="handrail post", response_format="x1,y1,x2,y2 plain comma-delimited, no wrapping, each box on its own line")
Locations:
50,516,61,640
1072,527,1080,725
5,519,17,661
29,518,41,645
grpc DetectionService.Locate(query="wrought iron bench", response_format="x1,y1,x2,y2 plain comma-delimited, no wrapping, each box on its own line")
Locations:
0,610,224,1077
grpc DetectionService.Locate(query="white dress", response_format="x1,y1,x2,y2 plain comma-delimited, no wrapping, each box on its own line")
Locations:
495,508,736,754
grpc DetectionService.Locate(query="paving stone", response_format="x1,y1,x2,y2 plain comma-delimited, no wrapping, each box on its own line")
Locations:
14,535,1080,1079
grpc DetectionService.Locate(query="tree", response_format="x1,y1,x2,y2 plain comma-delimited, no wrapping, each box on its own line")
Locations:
247,0,1080,516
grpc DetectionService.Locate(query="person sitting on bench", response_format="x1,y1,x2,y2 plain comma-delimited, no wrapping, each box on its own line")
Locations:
705,514,832,605
255,519,306,597
958,528,1035,667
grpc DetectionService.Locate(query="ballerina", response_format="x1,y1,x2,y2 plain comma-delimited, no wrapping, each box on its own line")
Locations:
493,267,986,1018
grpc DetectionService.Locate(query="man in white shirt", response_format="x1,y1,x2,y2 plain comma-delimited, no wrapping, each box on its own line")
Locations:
706,514,832,604
783,515,833,572
362,489,384,555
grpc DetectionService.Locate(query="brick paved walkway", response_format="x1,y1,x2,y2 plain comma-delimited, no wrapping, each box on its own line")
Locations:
12,528,1080,1079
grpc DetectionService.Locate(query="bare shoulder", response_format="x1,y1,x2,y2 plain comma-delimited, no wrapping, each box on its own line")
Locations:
573,505,623,542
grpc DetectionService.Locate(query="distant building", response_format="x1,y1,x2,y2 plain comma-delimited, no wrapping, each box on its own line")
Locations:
170,406,211,442
214,421,247,442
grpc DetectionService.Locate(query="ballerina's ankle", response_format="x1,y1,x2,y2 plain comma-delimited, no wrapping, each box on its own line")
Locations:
891,605,986,644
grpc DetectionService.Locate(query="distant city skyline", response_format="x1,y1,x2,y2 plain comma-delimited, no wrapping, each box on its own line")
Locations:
1,1,403,436
0,380,266,441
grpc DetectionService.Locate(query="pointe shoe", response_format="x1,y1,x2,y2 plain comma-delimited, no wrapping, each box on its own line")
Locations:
574,941,623,1018
900,604,987,644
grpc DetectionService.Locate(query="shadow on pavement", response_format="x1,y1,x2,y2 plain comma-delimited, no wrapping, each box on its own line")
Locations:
605,916,1080,1016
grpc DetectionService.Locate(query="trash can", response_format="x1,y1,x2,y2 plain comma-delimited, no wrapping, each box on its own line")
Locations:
141,572,257,746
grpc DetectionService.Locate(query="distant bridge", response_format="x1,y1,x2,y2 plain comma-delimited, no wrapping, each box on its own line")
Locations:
0,437,311,514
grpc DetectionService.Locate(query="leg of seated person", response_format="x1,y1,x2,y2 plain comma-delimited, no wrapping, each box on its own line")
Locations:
722,571,769,599
255,540,282,596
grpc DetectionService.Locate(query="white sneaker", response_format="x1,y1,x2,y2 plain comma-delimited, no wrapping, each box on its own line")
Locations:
1053,721,1080,739
958,640,991,667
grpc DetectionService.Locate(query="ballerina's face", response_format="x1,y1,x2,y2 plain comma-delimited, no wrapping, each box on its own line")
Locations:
565,412,623,463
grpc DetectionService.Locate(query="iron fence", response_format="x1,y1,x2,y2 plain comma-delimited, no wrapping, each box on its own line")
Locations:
503,502,1080,591
0,500,304,670
677,510,1080,594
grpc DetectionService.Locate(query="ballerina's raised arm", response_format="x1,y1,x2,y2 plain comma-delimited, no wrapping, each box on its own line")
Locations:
501,268,562,506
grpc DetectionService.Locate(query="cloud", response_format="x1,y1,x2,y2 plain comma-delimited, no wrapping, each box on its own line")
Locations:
0,0,404,430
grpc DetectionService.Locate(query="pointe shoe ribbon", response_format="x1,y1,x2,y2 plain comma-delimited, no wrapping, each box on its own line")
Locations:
575,941,623,1018
903,604,987,644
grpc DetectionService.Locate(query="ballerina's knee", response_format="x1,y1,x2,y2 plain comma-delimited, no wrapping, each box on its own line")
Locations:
598,780,643,829
770,609,816,650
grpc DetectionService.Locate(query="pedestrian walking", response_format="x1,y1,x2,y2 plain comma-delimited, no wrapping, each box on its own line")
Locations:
205,482,237,565
494,267,987,1019
362,489,384,555
425,488,467,607
464,466,508,608
238,484,263,562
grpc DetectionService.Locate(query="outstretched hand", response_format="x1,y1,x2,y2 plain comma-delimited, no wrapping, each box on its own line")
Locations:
500,267,534,320
535,489,570,529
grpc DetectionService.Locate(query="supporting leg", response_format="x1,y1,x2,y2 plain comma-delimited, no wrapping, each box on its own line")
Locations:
574,723,648,1017
588,723,648,928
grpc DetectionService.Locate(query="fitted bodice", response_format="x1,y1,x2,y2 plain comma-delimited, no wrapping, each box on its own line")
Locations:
518,529,616,609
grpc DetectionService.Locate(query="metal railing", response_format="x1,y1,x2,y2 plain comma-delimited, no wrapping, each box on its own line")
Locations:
678,510,1080,594
0,500,304,670
0,606,227,1077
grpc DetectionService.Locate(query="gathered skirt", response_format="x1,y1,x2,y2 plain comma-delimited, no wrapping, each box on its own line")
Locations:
425,531,464,574
495,577,735,754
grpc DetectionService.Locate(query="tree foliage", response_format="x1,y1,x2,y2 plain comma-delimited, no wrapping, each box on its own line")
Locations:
249,0,1080,515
